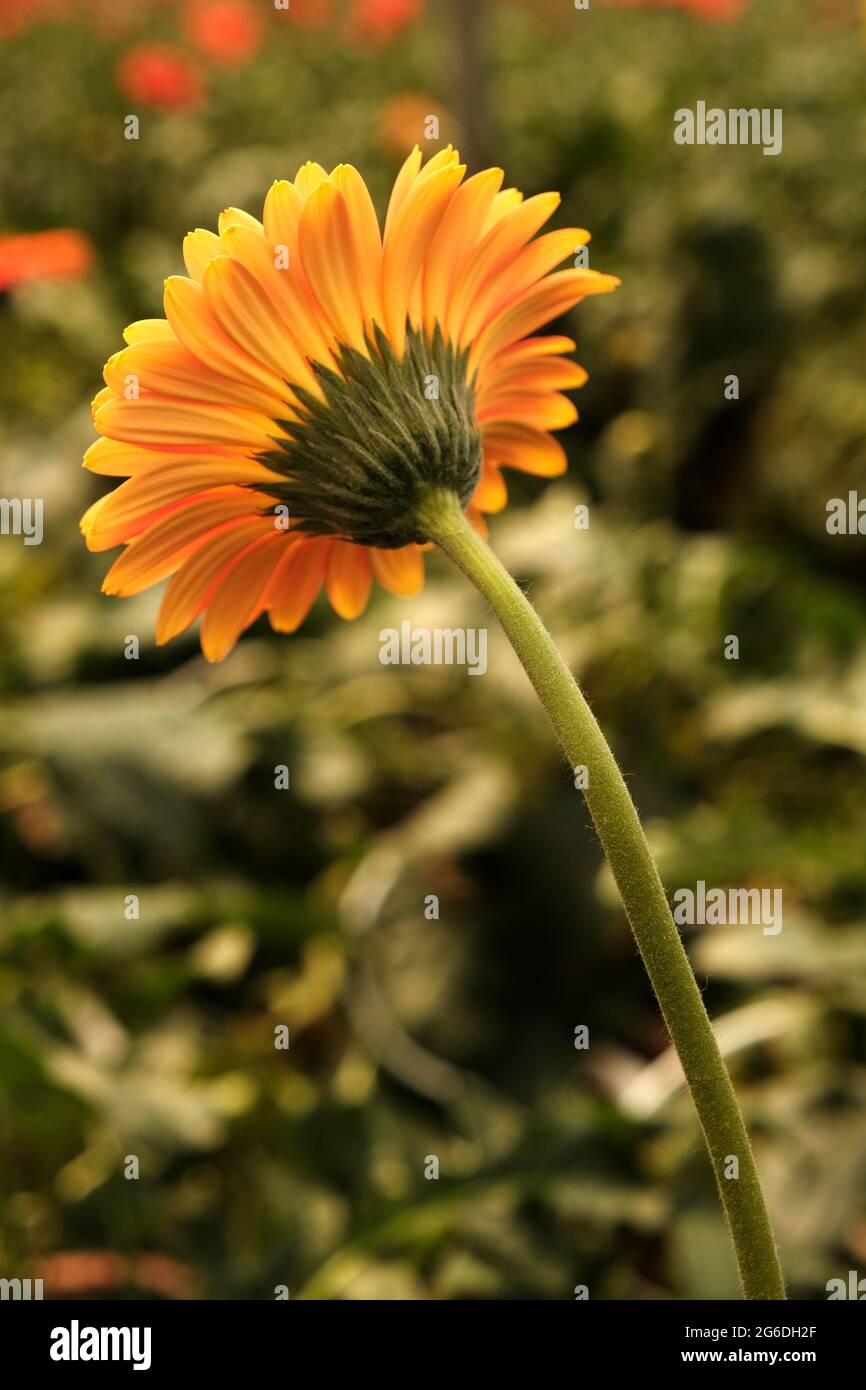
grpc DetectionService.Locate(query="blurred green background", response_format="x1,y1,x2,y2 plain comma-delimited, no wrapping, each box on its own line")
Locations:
1,0,865,1300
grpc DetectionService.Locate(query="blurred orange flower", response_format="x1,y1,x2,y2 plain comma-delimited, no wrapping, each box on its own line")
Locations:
116,43,206,112
378,92,449,154
275,0,335,28
183,0,265,68
0,228,93,292
605,0,747,16
352,0,423,44
0,0,67,37
680,0,746,17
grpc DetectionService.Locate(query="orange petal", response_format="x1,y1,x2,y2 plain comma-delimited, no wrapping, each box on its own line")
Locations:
482,423,567,477
445,192,561,341
492,335,577,367
383,147,423,238
370,544,425,597
83,459,282,550
103,339,289,417
94,394,280,452
382,161,465,354
460,228,590,344
326,541,372,619
268,536,331,632
102,490,269,595
479,357,588,398
469,269,620,376
203,255,319,395
84,437,165,476
164,275,286,397
156,516,275,645
199,531,288,662
298,181,367,352
472,462,509,513
422,166,503,336
330,163,384,330
478,391,578,431
219,223,336,368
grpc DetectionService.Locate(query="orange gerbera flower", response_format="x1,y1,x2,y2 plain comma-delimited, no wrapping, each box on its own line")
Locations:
82,149,618,661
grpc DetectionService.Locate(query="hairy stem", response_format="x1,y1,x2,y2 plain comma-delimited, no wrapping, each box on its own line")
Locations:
416,486,785,1300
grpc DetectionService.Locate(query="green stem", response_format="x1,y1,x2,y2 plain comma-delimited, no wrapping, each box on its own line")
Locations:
416,486,785,1301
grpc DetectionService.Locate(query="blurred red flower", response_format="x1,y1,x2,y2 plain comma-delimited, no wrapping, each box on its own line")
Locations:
0,0,67,37
275,0,335,28
116,43,206,112
0,229,93,292
352,0,423,44
604,0,747,16
680,0,746,18
183,0,265,67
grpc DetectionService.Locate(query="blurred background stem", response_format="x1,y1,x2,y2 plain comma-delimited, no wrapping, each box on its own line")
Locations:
417,486,786,1301
450,0,492,170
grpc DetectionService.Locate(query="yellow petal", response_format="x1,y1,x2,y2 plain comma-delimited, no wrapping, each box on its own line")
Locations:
203,255,319,395
298,181,367,352
183,228,223,281
95,394,280,452
218,207,264,236
330,163,384,329
122,318,175,345
84,437,163,476
164,275,287,397
384,146,423,239
294,161,328,201
263,179,304,255
382,161,465,353
220,223,336,369
422,166,504,336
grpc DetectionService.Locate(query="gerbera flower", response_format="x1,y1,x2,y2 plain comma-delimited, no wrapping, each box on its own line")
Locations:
82,149,618,661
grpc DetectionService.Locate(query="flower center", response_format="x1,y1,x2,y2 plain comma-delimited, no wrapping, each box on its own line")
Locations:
256,324,482,549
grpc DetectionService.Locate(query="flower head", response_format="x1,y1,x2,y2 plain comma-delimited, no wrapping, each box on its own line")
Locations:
82,150,618,660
